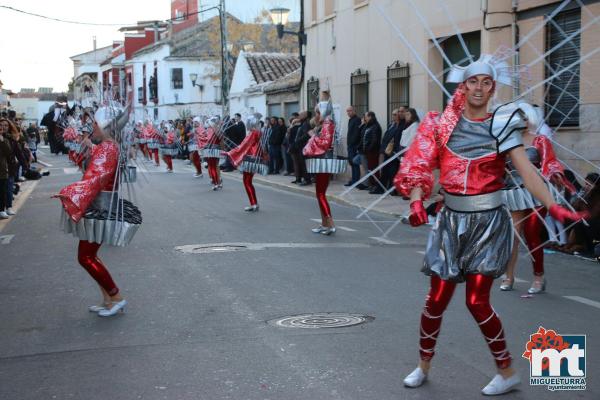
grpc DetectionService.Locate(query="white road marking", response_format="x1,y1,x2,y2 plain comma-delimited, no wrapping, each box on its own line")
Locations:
563,296,600,310
0,234,14,244
416,250,425,255
370,236,399,245
63,168,80,174
338,226,356,232
0,180,39,233
36,159,52,167
176,242,372,254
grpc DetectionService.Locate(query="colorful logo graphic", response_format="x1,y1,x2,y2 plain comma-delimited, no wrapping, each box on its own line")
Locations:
523,326,586,391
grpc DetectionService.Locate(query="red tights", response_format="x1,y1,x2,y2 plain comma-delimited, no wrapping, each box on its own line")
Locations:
206,158,220,185
191,151,202,174
419,274,511,369
315,173,331,218
77,240,119,296
243,172,257,205
163,155,173,170
523,207,547,276
152,148,159,165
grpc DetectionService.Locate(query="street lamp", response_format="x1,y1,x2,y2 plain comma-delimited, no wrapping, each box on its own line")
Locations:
269,8,292,39
189,73,203,91
268,4,307,89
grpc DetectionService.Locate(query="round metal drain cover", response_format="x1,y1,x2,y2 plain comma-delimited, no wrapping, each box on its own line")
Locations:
268,313,374,329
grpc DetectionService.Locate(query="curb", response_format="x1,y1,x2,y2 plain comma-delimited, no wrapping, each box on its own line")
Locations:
222,171,405,218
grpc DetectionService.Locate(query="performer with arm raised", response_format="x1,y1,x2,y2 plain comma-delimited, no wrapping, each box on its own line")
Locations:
395,56,588,395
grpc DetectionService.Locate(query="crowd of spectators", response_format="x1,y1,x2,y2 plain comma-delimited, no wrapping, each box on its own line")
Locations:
0,111,49,219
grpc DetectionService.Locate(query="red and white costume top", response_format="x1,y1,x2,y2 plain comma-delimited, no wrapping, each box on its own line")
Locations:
58,141,119,223
227,129,266,167
394,89,523,199
302,117,335,157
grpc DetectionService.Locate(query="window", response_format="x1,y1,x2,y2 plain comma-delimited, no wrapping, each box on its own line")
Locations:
441,31,481,108
137,87,143,103
387,61,410,124
268,103,282,118
306,77,319,112
351,69,369,117
545,8,580,127
171,68,183,89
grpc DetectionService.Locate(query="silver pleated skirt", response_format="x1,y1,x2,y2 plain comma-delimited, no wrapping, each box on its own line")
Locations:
188,143,198,152
201,147,223,159
138,138,147,144
306,157,348,174
71,143,81,152
160,147,179,156
60,192,142,247
503,183,561,211
423,206,513,282
147,140,160,149
65,141,74,150
240,160,268,176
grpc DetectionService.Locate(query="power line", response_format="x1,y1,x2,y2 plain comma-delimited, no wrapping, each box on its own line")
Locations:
0,5,135,26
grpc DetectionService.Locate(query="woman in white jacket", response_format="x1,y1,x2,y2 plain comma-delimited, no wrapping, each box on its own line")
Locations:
399,108,420,150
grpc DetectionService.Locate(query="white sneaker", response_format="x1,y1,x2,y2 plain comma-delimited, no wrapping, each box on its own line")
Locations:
481,373,521,396
98,299,127,317
403,367,427,388
244,205,259,212
6,208,16,216
194,173,203,178
0,211,9,219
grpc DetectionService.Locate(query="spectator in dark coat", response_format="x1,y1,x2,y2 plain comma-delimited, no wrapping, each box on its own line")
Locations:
0,118,14,218
268,116,285,174
359,111,382,190
345,106,362,186
284,113,299,177
371,107,406,194
293,111,312,185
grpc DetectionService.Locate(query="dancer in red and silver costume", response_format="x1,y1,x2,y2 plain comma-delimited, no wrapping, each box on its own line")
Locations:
303,93,346,235
62,117,79,164
226,113,268,211
199,116,223,190
56,104,142,317
144,120,160,166
160,123,178,173
187,117,204,178
395,56,588,395
500,111,576,294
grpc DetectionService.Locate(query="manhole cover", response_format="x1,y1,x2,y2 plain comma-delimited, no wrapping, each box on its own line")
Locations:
267,313,374,329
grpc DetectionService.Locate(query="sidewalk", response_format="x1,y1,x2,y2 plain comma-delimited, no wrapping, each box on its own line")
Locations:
222,170,412,218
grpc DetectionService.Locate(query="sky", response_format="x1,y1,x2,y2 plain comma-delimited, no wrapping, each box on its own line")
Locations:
0,0,300,93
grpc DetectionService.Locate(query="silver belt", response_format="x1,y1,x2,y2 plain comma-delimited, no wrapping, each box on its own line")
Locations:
443,191,504,212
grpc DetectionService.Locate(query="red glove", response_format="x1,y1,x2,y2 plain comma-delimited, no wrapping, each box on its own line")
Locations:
408,200,428,227
549,204,589,224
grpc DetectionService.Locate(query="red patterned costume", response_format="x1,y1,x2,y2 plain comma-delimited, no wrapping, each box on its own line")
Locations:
227,118,268,209
199,121,222,187
303,116,335,221
59,141,121,295
394,86,521,380
160,129,177,172
503,132,573,290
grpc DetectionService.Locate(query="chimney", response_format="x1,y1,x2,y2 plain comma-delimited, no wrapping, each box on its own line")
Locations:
93,36,97,51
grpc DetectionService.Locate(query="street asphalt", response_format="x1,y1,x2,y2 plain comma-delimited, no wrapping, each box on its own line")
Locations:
0,151,598,400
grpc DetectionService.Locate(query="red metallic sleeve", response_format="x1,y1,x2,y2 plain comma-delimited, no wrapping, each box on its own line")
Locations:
58,141,119,223
534,135,563,178
394,112,440,199
302,118,334,157
227,130,260,167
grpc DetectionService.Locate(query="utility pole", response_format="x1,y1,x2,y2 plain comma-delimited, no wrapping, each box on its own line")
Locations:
219,0,229,116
